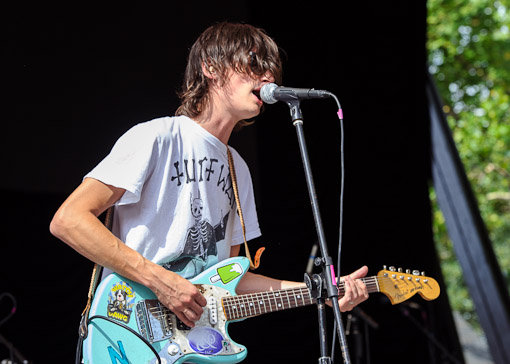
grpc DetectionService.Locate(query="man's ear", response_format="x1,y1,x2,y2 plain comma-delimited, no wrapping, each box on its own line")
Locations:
201,62,217,80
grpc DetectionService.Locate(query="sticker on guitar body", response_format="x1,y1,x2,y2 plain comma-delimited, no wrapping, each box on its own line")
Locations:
209,262,244,284
107,281,136,323
187,326,230,355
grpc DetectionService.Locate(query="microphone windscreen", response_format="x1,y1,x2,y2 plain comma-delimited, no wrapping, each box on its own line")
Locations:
260,83,278,104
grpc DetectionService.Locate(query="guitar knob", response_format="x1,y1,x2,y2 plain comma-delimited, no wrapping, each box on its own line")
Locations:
168,344,180,356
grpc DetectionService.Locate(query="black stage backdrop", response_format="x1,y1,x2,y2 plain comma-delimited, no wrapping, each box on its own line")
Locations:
2,2,463,363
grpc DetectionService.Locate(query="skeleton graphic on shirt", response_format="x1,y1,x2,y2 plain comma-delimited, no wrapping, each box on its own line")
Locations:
162,190,229,275
184,192,214,260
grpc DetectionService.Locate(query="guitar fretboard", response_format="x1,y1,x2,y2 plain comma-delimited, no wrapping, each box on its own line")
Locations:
222,276,380,321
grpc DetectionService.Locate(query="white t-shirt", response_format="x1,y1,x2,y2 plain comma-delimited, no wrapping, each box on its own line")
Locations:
86,115,261,278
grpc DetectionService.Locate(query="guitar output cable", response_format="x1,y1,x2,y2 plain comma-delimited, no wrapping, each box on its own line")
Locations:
78,315,162,364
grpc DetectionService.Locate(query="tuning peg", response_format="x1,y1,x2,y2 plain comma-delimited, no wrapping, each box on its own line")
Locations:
383,265,387,270
412,270,420,276
421,271,426,276
406,269,411,274
398,268,403,273
389,266,396,272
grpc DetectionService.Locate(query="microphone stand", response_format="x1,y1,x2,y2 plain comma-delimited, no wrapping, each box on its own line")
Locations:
286,99,351,364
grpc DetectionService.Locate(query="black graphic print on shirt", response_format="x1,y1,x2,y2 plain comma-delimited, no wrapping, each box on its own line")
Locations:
162,190,230,277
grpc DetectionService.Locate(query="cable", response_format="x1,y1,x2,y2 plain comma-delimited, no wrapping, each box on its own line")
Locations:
324,93,346,363
85,315,162,364
327,93,346,277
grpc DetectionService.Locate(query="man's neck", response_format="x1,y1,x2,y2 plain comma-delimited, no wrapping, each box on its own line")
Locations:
193,105,239,145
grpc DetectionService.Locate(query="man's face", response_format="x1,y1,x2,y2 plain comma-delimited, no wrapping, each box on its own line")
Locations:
208,52,275,122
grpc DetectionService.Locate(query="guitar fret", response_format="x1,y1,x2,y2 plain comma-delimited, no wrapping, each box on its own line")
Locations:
238,296,247,318
232,297,240,319
248,294,256,316
265,292,273,312
298,288,308,306
246,295,253,316
253,294,259,314
258,292,264,312
276,291,282,310
284,289,292,309
259,292,267,314
273,291,281,310
236,296,248,317
223,297,231,320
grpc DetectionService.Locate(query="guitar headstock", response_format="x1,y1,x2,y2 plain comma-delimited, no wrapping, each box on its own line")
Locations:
377,266,440,305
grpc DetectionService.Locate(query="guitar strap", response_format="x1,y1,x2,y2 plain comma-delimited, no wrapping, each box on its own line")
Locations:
78,206,113,342
226,146,265,270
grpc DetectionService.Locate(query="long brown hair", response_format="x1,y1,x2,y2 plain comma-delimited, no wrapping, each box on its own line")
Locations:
176,22,283,128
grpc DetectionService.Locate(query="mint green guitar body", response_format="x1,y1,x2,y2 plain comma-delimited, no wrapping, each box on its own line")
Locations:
83,257,250,364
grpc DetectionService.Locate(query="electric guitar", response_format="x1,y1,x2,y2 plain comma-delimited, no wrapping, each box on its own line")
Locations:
82,257,440,364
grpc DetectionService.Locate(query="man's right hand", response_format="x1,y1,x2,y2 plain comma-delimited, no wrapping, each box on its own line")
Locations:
150,266,207,328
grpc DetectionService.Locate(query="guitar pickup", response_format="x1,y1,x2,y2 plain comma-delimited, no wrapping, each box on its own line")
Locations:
208,296,218,325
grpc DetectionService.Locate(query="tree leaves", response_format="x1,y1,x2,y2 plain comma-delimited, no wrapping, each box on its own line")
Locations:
428,0,510,329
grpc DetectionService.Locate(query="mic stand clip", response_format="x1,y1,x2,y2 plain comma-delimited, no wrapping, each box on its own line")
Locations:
304,261,332,364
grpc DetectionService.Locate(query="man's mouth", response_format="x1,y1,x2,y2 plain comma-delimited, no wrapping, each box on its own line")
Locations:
252,89,262,103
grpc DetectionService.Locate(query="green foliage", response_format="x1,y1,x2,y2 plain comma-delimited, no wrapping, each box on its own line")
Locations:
427,0,510,329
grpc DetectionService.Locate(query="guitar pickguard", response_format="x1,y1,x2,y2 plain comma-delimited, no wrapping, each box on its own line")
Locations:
139,284,245,363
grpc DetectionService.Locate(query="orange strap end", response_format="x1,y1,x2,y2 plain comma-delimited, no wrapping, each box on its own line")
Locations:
249,247,266,270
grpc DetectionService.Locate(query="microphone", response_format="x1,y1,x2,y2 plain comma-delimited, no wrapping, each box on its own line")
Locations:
260,83,332,104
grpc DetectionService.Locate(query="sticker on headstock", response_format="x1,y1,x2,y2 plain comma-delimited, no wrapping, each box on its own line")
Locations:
187,326,228,355
209,262,244,284
107,281,136,324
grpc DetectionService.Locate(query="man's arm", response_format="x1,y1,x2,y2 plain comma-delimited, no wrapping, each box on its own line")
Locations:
50,177,207,327
230,245,368,311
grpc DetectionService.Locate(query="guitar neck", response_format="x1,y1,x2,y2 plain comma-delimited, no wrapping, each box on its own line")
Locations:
222,276,380,321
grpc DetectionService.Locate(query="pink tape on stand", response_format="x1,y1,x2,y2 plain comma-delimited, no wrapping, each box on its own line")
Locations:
330,265,337,287
337,109,344,119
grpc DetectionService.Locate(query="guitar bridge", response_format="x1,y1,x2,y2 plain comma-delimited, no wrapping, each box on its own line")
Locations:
135,299,173,343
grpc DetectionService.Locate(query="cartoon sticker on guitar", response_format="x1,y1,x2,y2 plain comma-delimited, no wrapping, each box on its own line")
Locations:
107,281,136,324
